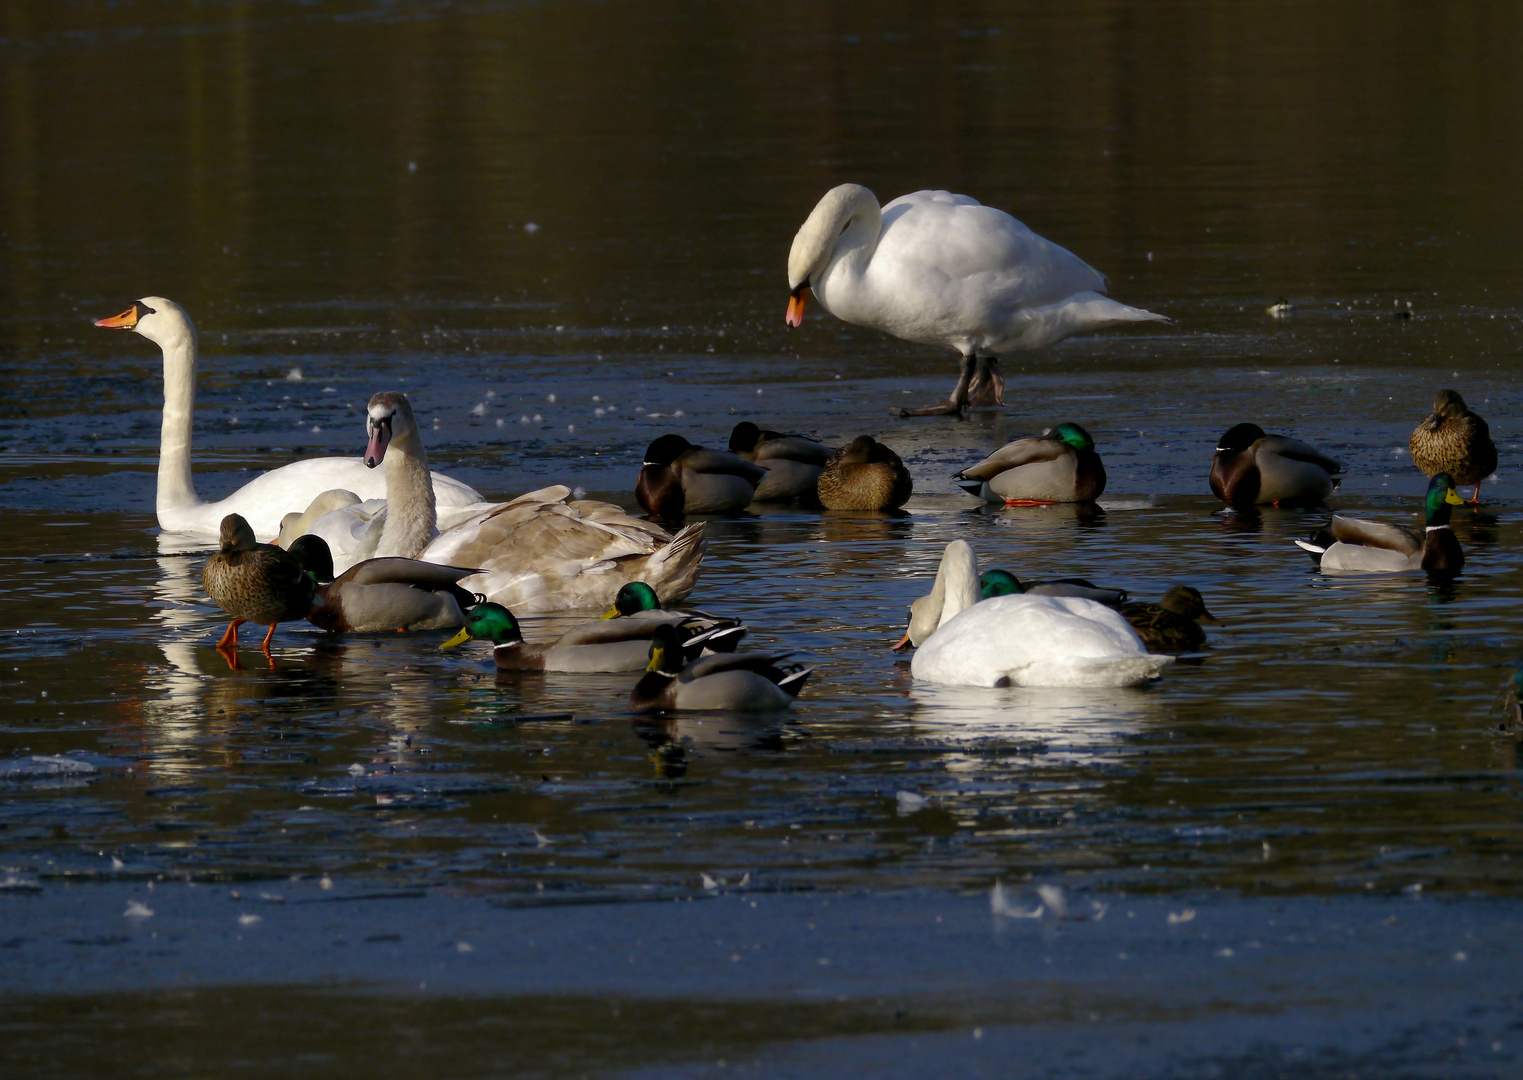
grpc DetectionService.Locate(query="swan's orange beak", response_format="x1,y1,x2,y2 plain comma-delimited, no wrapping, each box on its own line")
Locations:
785,286,809,328
891,631,913,653
95,304,141,330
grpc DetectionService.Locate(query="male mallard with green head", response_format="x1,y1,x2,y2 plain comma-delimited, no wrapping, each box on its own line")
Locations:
979,568,1127,606
1409,389,1496,504
202,513,315,659
286,534,480,634
628,623,812,712
1209,423,1342,507
636,434,768,517
817,435,912,511
727,421,835,501
954,422,1106,505
1294,473,1465,575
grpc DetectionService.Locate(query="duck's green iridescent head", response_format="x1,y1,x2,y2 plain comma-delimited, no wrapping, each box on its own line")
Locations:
605,581,661,619
1425,472,1464,525
286,534,336,584
1049,422,1095,452
439,602,523,650
979,569,1023,598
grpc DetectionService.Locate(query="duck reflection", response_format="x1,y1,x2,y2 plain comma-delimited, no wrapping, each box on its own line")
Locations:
631,711,789,764
975,500,1107,532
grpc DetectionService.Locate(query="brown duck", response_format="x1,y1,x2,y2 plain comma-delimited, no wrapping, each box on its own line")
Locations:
1409,389,1496,503
817,435,912,510
201,513,315,659
1119,586,1221,654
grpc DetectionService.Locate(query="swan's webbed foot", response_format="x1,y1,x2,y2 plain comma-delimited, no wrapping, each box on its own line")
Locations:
967,356,1004,409
889,353,974,418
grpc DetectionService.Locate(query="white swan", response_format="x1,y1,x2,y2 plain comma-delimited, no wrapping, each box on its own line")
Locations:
96,297,482,541
896,541,1171,688
785,186,1167,416
291,391,706,612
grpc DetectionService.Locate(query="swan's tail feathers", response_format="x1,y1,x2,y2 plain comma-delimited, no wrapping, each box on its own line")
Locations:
1008,653,1173,688
1084,293,1171,327
643,522,706,604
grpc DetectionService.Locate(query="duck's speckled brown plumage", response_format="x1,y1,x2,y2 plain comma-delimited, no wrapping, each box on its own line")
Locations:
817,435,912,511
1119,585,1220,654
1409,389,1496,494
202,513,314,650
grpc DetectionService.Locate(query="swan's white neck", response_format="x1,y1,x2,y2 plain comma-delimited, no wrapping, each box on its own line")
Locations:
908,541,982,645
376,426,438,558
818,199,883,302
156,319,201,519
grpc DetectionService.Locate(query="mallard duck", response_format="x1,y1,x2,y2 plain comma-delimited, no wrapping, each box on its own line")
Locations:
979,568,1127,606
817,436,912,510
1294,473,1465,575
1119,586,1220,654
284,393,706,611
953,422,1106,505
727,422,835,501
285,535,480,633
201,513,315,657
785,185,1166,416
893,541,1170,688
95,298,480,540
440,596,744,673
636,434,768,516
1409,389,1496,503
1209,423,1342,507
628,624,812,712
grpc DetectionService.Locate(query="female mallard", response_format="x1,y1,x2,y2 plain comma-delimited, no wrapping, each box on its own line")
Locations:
1409,389,1496,503
1119,586,1220,654
817,435,912,511
1209,423,1342,507
1294,473,1464,575
636,434,768,516
629,624,812,712
978,568,1127,606
286,535,480,634
728,422,835,501
439,599,744,673
953,423,1106,505
892,541,1170,688
201,513,315,658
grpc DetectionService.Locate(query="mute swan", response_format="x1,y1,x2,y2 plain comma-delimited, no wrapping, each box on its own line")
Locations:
785,186,1166,416
816,436,912,510
628,624,812,713
96,297,481,540
1294,473,1464,575
896,541,1171,688
1409,390,1495,503
953,422,1106,505
1209,423,1342,507
728,422,835,502
201,513,313,662
636,435,767,516
293,392,707,612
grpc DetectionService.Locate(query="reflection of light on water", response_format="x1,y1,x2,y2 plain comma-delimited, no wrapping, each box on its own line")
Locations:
140,550,215,778
907,682,1165,753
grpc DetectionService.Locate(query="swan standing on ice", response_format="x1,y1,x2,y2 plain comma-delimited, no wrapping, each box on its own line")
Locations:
893,540,1171,688
95,297,481,540
785,186,1166,416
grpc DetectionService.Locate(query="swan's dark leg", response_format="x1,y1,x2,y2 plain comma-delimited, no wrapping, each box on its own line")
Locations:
889,352,974,418
967,355,1005,409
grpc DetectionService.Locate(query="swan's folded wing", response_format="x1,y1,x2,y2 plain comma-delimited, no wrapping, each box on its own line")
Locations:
753,436,834,466
336,557,480,589
1327,514,1421,554
1258,436,1342,475
955,437,1064,480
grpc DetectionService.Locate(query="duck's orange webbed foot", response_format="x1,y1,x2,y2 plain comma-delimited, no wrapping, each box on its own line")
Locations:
1004,498,1058,507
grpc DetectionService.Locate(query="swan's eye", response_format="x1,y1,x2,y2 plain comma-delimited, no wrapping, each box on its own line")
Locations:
839,222,850,236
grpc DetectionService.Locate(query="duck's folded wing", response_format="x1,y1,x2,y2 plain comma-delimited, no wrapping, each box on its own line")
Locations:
1258,436,1342,475
680,650,797,684
955,437,1063,480
1327,514,1421,554
336,557,481,589
555,618,666,647
679,448,769,482
753,436,834,466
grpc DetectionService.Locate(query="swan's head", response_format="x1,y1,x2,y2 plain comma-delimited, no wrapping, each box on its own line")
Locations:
95,296,195,348
364,391,416,468
1215,422,1266,454
786,184,879,326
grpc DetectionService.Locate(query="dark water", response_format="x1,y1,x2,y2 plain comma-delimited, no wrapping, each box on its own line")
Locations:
4,1,1523,1075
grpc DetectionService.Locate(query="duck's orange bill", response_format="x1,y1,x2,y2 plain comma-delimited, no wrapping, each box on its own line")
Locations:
95,305,139,329
785,288,809,327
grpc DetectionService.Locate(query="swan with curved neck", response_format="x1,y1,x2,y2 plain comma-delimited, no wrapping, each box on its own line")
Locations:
95,296,481,541
894,541,1171,688
785,185,1167,417
295,390,708,612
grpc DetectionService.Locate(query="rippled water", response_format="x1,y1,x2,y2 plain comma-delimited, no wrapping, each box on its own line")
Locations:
5,1,1523,1074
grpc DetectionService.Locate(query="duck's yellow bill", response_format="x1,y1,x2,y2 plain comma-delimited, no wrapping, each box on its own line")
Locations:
95,305,140,329
1444,488,1465,505
600,605,620,620
439,627,472,650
